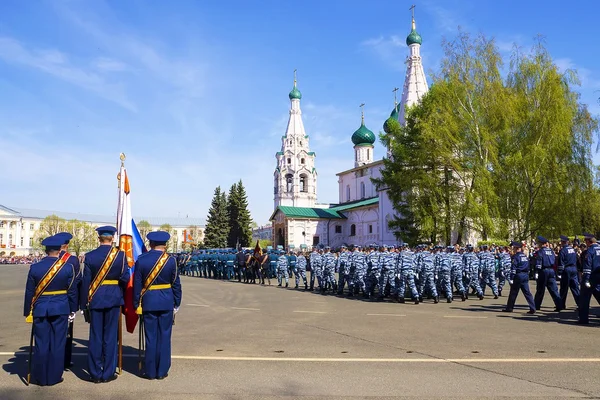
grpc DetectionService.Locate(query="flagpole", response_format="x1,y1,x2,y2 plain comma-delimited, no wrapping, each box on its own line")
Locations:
117,153,125,375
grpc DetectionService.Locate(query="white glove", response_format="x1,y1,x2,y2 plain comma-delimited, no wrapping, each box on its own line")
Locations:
509,280,514,285
174,307,180,314
434,274,438,280
584,281,591,288
80,310,84,315
68,312,76,323
535,273,539,280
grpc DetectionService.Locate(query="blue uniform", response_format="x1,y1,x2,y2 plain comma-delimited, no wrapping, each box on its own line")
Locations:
23,256,78,386
534,246,561,310
463,251,483,297
337,251,351,294
505,251,536,312
398,249,420,300
479,251,499,297
417,249,438,300
309,251,322,290
579,242,600,324
276,254,289,286
366,250,381,298
439,252,453,301
351,250,367,295
321,251,337,292
295,255,308,288
61,251,81,370
558,244,580,309
450,251,466,298
133,250,182,379
497,251,512,295
82,245,129,381
377,250,395,299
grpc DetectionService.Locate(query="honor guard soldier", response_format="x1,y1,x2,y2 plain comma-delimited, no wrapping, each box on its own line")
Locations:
82,226,129,383
54,232,81,371
557,235,580,310
134,231,182,380
502,241,536,314
23,235,78,386
579,233,600,324
534,235,562,311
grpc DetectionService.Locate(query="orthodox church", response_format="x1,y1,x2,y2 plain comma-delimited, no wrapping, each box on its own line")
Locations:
270,14,428,249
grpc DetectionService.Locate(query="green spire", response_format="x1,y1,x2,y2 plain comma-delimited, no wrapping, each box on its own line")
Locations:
352,104,375,146
406,6,422,46
289,69,302,100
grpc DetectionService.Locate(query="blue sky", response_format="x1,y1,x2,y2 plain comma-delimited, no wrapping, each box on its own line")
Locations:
1,0,599,225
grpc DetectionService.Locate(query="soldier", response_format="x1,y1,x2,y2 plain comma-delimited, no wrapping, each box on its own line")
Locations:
295,251,308,290
82,226,129,383
449,246,466,301
463,245,484,300
133,231,182,380
497,247,512,297
438,247,454,302
276,250,289,287
321,246,337,294
579,233,600,324
397,244,420,304
336,245,351,296
23,235,78,386
418,245,439,303
534,236,561,311
502,241,536,314
557,235,580,310
376,244,394,301
365,244,381,300
351,245,366,297
309,246,322,291
288,251,297,284
53,232,81,371
479,245,499,299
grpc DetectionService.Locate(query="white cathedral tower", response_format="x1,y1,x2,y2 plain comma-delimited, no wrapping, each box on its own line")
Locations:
274,72,317,208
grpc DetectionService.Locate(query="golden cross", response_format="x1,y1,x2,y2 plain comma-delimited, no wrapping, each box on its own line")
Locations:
294,69,297,86
360,103,365,122
409,4,415,19
392,87,399,106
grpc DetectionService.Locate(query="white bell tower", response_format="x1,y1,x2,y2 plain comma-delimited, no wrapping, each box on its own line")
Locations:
274,71,317,209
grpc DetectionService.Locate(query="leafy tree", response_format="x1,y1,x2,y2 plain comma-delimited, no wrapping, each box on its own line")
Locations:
158,223,177,252
204,187,229,248
227,180,253,248
137,220,152,247
66,219,97,256
33,215,67,251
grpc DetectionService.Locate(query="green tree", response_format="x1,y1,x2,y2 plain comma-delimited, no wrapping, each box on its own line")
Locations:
227,180,253,248
137,220,152,247
33,215,67,251
158,223,177,252
204,187,229,248
66,219,97,256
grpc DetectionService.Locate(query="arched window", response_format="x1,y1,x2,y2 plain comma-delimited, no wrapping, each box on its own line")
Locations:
274,175,278,194
300,158,305,164
346,185,350,202
286,174,293,192
367,148,370,160
350,224,356,236
287,158,291,164
360,182,366,199
299,174,308,193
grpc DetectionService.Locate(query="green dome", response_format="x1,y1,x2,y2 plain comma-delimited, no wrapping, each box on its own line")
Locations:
352,122,376,146
289,86,302,100
383,104,400,134
406,28,422,46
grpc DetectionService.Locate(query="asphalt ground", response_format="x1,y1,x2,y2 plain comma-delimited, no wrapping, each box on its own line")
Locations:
1,264,599,399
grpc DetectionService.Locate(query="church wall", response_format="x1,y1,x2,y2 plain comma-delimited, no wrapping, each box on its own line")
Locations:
337,165,380,204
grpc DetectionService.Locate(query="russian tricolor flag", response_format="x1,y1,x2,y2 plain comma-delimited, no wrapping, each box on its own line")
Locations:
117,164,147,333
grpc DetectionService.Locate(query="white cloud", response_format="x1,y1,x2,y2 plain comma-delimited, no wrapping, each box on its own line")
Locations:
0,37,136,111
92,57,128,72
360,35,407,71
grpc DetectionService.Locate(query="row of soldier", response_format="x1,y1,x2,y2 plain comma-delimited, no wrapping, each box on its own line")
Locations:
180,234,599,323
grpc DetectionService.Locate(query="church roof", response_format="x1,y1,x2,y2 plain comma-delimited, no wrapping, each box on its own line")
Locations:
330,197,379,212
270,206,345,221
351,122,376,146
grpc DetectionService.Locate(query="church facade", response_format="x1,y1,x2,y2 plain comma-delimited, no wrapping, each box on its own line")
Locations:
270,15,429,249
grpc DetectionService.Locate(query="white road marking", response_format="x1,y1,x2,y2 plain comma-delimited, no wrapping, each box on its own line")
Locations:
186,304,210,307
0,352,598,363
293,310,327,314
231,307,260,311
366,313,407,317
443,316,488,319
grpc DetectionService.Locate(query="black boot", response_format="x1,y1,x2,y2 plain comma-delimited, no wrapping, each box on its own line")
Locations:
461,292,466,302
295,284,299,289
285,282,289,288
434,295,439,304
447,298,452,303
413,298,419,305
398,297,405,304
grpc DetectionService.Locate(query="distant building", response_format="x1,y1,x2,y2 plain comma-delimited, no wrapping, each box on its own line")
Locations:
0,204,204,256
252,225,273,241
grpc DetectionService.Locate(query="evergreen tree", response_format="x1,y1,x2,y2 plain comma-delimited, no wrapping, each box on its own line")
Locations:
227,180,253,248
204,187,229,248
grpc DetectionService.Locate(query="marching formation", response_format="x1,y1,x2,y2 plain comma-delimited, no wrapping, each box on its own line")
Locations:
181,234,600,323
23,228,182,387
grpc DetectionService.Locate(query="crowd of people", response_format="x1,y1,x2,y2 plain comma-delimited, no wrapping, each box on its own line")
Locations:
0,255,40,264
178,234,600,324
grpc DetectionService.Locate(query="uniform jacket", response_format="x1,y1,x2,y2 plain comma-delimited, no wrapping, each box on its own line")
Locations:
23,256,78,317
133,250,182,312
82,245,129,310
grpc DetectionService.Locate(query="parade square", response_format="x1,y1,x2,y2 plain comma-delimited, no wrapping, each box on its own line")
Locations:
1,264,599,399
